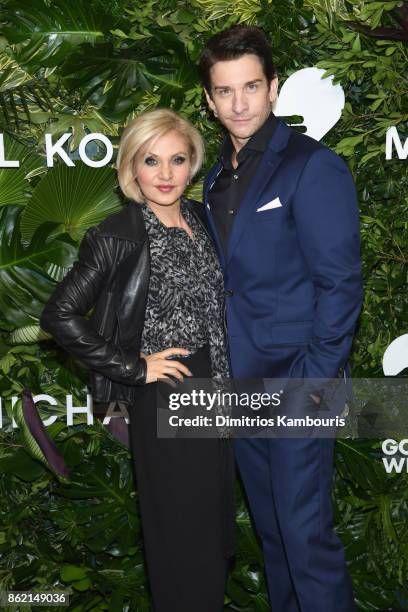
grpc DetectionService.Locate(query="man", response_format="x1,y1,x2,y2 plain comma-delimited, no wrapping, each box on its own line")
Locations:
198,25,363,612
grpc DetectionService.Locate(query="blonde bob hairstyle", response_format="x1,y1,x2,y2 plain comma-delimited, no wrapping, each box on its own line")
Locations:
117,108,204,203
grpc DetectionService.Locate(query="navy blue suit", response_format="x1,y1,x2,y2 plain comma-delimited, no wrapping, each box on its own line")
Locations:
203,119,363,611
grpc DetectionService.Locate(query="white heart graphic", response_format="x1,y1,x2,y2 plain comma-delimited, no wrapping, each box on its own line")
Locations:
274,67,345,142
383,334,408,375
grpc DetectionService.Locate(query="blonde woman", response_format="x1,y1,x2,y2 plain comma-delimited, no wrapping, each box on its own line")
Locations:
40,109,235,611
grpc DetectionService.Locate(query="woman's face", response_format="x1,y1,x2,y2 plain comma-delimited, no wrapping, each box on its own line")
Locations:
134,129,192,208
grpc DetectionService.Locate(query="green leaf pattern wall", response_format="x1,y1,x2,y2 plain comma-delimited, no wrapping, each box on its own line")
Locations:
0,0,407,609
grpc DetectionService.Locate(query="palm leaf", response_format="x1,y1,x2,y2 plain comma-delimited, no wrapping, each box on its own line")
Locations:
45,262,71,282
20,162,121,242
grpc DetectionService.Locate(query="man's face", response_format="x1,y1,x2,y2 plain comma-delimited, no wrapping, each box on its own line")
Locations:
205,54,278,149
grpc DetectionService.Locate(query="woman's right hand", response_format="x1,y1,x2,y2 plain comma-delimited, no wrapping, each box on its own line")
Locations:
143,348,193,384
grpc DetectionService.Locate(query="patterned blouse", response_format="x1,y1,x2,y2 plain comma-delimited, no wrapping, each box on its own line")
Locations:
139,198,230,379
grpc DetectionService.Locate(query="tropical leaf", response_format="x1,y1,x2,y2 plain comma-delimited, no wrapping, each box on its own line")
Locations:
0,48,117,140
12,395,68,479
44,262,72,282
8,324,49,344
0,446,46,481
0,206,75,326
0,51,33,92
20,162,121,242
61,43,157,121
0,0,407,609
0,134,44,206
145,56,197,107
334,439,408,607
185,178,204,202
43,107,119,150
55,431,140,555
2,0,109,73
61,28,196,120
0,49,66,134
193,0,266,23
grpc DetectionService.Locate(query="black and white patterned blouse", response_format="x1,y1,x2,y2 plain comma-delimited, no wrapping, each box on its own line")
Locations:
139,198,230,379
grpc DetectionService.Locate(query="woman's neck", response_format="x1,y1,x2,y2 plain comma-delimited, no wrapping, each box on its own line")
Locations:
146,199,184,228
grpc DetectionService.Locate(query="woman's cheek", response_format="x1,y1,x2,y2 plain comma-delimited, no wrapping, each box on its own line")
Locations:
177,165,191,185
137,167,155,189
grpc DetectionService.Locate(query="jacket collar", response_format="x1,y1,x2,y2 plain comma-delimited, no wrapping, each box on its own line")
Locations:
97,201,147,243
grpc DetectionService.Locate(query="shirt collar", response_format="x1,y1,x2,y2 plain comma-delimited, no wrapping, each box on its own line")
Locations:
219,112,277,169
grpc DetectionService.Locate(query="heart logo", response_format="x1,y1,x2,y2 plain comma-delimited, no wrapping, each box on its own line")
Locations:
274,67,345,142
383,334,408,375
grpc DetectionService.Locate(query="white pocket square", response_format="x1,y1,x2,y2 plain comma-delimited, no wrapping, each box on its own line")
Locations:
256,197,282,212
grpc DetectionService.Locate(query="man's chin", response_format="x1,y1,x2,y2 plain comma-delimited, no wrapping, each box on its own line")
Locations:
227,120,257,141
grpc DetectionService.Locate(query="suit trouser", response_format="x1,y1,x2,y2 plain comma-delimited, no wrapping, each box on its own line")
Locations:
234,436,356,612
128,345,234,612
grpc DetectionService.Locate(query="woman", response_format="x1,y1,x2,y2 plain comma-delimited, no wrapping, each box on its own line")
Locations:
40,108,235,611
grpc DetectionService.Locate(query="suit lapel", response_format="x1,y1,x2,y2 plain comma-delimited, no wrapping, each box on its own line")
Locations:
203,162,226,269
226,120,292,265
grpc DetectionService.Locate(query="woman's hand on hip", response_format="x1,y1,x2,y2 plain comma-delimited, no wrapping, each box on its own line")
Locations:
143,348,193,384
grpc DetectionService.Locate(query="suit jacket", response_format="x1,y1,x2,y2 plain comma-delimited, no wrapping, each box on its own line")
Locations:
203,119,363,384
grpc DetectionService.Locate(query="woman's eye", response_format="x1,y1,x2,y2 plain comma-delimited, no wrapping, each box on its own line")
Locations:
144,156,157,166
173,156,186,165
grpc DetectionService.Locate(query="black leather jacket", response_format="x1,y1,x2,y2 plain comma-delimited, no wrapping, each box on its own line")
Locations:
40,198,212,405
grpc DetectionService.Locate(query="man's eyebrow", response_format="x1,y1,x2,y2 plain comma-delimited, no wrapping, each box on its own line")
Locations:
213,79,263,90
244,79,263,86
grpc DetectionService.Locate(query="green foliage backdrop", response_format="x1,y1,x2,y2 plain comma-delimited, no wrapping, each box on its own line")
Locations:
0,0,407,609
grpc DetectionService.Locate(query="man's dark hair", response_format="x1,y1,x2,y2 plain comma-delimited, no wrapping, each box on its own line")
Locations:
198,25,277,96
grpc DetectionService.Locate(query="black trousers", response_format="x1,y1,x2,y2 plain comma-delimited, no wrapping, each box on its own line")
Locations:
128,345,235,612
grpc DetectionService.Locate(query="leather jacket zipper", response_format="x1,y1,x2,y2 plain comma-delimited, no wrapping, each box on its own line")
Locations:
99,291,113,334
